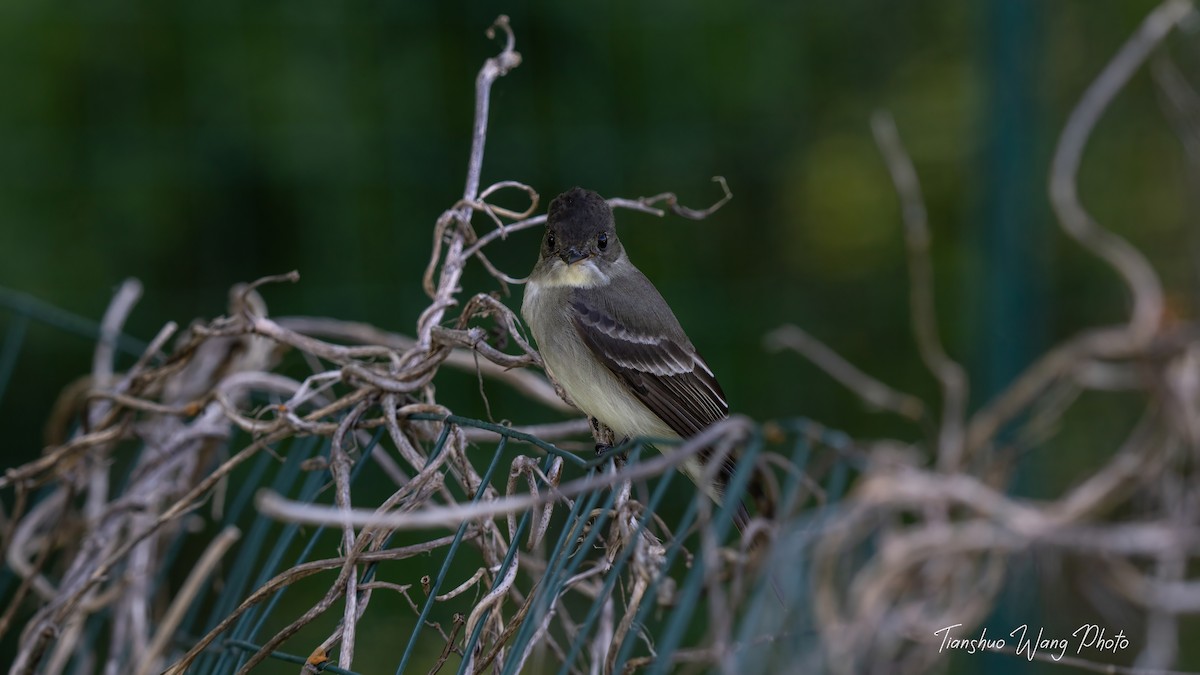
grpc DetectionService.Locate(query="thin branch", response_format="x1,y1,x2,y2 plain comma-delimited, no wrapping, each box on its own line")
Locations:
1048,0,1190,345
870,110,969,470
134,526,240,675
89,278,143,429
162,538,462,674
460,177,733,266
418,15,521,349
256,417,753,531
765,324,925,421
332,402,369,670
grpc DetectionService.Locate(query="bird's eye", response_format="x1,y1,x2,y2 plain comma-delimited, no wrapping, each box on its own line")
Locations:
597,232,608,250
546,232,555,249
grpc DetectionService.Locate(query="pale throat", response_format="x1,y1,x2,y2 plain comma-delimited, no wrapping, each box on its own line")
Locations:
533,258,611,288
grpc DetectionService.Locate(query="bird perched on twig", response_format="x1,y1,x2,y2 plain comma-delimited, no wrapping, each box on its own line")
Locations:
521,187,768,532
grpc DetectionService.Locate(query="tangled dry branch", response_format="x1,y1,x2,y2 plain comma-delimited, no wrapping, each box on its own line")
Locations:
0,15,755,675
756,1,1200,673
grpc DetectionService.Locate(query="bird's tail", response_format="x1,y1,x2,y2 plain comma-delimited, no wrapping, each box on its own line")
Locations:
698,447,784,603
733,501,754,534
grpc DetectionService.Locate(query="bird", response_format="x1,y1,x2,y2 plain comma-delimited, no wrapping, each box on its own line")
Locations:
521,187,766,532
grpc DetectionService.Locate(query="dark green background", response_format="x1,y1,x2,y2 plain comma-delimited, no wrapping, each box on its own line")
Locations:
1,0,1195,672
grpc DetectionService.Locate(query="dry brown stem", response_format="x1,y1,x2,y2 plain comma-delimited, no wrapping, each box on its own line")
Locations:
793,3,1200,673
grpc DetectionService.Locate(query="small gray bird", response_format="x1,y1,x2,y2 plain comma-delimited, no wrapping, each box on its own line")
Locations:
521,187,763,530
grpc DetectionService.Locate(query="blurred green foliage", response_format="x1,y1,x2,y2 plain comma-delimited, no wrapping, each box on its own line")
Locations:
1,0,1191,437
1,0,1197,671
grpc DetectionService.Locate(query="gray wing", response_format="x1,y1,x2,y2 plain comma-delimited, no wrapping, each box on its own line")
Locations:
568,286,727,438
570,279,770,535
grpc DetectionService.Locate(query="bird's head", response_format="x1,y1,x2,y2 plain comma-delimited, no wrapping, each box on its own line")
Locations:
541,188,623,267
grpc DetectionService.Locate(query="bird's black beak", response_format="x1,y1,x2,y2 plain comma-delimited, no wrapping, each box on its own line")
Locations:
560,248,589,265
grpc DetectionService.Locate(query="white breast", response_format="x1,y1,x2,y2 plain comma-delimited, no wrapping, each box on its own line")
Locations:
522,275,676,443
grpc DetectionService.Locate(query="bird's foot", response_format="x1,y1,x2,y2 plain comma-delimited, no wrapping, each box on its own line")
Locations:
588,417,625,462
594,439,630,465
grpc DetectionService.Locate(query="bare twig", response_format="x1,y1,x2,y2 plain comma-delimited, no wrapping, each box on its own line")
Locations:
256,417,753,531
134,526,240,675
765,324,925,421
91,279,142,395
870,111,969,470
1049,0,1190,346
418,15,521,349
332,402,368,670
